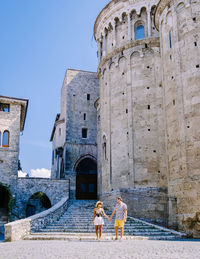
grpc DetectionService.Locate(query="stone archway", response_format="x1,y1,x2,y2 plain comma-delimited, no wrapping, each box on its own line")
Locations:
26,192,52,217
0,185,10,224
75,157,97,200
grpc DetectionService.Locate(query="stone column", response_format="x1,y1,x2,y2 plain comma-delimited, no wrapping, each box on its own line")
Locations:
128,13,132,41
103,34,107,57
97,40,101,63
147,10,151,37
113,21,116,47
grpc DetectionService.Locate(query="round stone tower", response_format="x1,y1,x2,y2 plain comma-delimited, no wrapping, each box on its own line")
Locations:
94,0,169,224
155,0,200,236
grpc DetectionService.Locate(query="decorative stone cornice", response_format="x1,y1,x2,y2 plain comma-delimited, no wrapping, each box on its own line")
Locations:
97,37,160,77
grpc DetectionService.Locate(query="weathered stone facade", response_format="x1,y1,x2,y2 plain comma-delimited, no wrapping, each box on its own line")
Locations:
50,69,99,199
94,0,200,237
0,96,69,223
155,0,200,237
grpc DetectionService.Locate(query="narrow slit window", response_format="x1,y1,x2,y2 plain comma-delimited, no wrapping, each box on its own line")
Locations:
148,105,151,110
84,113,86,120
82,128,88,139
169,31,172,49
87,94,90,101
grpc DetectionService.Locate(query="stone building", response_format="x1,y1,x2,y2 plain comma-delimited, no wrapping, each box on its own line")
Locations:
50,69,99,199
0,95,69,224
93,0,200,237
0,95,28,222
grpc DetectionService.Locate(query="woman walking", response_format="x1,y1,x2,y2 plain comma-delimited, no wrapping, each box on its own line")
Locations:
93,201,109,240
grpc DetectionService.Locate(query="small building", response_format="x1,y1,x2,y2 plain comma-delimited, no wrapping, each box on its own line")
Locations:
0,95,28,221
50,69,99,199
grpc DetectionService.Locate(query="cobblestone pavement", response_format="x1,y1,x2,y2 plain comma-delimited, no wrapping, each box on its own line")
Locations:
0,239,200,259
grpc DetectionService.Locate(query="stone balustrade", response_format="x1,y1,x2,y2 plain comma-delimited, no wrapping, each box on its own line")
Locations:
4,197,69,242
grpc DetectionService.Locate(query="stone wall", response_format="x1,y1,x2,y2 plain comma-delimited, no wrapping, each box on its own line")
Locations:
100,187,168,226
0,103,21,186
155,0,200,237
14,178,69,219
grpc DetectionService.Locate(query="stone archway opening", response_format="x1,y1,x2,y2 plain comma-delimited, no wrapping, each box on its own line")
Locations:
26,192,52,217
76,158,97,200
0,185,10,223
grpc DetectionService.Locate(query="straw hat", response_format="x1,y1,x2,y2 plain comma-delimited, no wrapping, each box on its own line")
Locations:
96,201,103,207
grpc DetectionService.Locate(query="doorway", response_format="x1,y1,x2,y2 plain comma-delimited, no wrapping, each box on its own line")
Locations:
76,158,97,200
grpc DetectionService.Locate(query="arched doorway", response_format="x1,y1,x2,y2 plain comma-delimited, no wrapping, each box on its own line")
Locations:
0,185,10,224
26,192,51,217
76,157,97,200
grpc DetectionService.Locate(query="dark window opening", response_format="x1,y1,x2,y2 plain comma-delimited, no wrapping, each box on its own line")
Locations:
187,126,190,129
126,109,128,114
52,150,54,165
147,87,150,89
173,100,175,105
145,43,148,48
194,42,197,46
82,128,88,139
87,94,90,101
0,103,10,112
84,113,86,120
148,105,150,110
196,64,199,68
169,31,172,49
148,129,151,131
193,17,196,22
153,150,156,153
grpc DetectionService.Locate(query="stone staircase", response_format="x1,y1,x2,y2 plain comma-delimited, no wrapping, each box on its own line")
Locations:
25,200,186,241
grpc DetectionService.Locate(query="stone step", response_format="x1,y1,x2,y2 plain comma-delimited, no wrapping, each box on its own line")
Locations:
41,226,159,231
35,231,175,236
25,233,180,241
49,224,151,228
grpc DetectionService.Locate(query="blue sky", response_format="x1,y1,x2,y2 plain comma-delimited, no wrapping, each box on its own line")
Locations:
0,0,109,175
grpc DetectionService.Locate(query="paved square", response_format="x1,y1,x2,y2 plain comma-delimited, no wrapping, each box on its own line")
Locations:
0,240,200,259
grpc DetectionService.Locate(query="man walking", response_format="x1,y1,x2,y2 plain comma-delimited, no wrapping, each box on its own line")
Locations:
109,197,127,240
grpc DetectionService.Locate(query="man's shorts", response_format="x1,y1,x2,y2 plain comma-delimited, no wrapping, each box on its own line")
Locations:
115,219,125,228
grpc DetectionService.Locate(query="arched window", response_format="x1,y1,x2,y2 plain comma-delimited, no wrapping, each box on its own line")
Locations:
2,131,9,147
135,25,145,40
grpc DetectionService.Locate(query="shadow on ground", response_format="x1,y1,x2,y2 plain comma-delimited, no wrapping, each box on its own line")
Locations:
0,232,4,242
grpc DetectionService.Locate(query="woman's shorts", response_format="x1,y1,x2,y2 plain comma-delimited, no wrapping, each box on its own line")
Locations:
115,219,125,228
94,216,104,225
